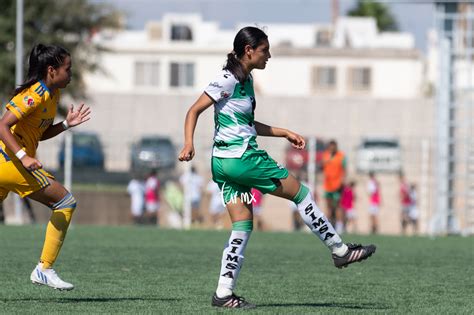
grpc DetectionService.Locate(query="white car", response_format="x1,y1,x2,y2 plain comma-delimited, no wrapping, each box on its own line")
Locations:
356,138,402,173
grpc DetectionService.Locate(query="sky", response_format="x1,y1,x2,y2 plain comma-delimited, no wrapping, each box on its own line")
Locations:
95,0,434,52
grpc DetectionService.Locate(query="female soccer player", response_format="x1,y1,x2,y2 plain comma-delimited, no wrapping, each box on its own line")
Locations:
0,44,91,290
178,27,376,308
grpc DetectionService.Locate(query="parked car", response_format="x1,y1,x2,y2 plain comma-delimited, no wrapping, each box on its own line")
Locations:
58,131,105,169
130,136,176,173
285,138,327,172
356,138,401,173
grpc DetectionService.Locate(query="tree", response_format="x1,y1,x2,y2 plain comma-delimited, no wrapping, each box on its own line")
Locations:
0,0,122,109
348,0,399,32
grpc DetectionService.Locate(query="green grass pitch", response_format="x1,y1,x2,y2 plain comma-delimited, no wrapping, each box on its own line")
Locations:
0,225,472,313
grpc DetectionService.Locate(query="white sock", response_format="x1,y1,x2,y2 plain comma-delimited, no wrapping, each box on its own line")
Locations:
216,230,251,298
296,192,346,254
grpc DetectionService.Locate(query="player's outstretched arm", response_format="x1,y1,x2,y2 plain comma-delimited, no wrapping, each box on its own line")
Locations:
41,104,91,141
178,93,214,162
254,120,305,150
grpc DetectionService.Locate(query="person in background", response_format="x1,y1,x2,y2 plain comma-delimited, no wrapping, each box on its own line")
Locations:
408,183,419,235
180,166,204,224
367,172,381,234
340,181,356,234
250,188,265,230
163,179,184,228
145,169,160,225
127,174,145,224
0,201,4,224
22,197,36,224
207,180,226,229
322,140,346,234
399,171,411,235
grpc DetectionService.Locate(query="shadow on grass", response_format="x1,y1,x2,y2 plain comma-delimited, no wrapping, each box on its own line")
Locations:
259,302,389,310
2,297,180,303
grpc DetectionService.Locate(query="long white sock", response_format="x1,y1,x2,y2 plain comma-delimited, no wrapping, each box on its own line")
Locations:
216,230,251,298
296,192,347,255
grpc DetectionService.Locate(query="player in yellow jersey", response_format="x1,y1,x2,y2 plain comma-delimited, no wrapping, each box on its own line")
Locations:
0,44,90,290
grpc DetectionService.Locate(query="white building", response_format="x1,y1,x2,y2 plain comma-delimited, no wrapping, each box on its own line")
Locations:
85,14,423,99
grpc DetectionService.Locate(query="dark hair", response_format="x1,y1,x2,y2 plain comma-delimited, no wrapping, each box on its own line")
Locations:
223,26,268,84
14,44,70,95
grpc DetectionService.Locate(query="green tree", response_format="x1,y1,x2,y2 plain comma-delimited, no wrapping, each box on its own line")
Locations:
0,0,122,108
348,0,399,32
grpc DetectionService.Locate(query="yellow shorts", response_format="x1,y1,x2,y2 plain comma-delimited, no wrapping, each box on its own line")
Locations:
0,159,54,202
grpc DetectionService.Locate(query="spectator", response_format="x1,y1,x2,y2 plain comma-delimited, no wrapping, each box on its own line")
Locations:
0,201,4,224
251,188,265,230
22,197,36,224
127,174,145,224
145,169,160,225
399,171,411,235
207,180,226,229
340,181,356,233
322,140,346,234
163,179,184,229
367,172,381,234
180,166,204,224
408,183,419,235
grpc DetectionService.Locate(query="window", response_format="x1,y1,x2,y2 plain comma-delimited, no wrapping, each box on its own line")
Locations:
316,30,331,47
134,61,160,87
349,67,371,90
170,62,194,87
171,24,193,41
313,66,337,89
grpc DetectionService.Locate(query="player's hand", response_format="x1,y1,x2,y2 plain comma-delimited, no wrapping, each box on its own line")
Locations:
285,130,305,150
178,144,195,161
66,104,91,128
21,155,43,172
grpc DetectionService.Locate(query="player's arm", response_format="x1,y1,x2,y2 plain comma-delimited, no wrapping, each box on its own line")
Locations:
0,110,43,170
41,104,91,141
178,93,214,161
254,120,305,150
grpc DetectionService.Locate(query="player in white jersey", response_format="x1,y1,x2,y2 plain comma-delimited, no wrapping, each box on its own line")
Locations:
178,26,376,309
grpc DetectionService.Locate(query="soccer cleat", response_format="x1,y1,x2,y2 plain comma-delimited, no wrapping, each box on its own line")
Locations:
332,243,376,269
211,293,256,309
30,263,74,290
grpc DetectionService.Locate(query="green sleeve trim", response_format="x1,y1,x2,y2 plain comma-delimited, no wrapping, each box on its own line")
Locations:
232,219,253,232
292,184,309,204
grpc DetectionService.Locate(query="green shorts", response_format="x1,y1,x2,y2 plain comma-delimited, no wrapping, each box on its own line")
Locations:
211,149,288,204
324,190,341,201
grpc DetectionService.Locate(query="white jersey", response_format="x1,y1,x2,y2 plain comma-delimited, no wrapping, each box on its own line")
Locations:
204,70,258,158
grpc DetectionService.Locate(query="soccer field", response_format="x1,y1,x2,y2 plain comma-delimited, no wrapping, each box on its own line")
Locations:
0,225,472,314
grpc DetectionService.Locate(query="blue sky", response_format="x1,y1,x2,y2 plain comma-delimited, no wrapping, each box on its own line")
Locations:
96,0,434,52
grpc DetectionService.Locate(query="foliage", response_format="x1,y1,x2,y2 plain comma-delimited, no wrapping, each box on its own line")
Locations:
348,0,399,32
0,0,123,113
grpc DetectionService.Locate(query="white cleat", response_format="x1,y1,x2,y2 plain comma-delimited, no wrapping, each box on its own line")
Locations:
30,263,74,291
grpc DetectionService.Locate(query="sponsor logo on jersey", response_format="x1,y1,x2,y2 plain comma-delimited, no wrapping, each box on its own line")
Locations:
209,82,223,88
220,91,230,99
23,96,35,107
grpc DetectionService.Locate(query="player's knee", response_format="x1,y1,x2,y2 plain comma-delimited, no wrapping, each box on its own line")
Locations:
51,192,77,213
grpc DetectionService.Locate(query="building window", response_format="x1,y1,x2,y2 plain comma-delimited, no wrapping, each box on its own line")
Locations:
134,61,160,87
313,66,337,89
316,29,331,47
170,62,194,87
171,24,193,41
349,67,371,90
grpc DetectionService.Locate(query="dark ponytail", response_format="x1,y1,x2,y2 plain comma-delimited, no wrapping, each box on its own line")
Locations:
223,26,268,84
14,44,70,95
